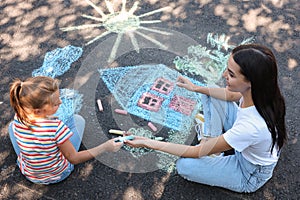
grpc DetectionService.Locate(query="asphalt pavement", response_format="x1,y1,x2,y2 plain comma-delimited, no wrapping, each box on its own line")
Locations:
1,0,299,199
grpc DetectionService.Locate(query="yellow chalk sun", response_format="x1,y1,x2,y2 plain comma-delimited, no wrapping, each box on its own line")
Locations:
61,0,171,62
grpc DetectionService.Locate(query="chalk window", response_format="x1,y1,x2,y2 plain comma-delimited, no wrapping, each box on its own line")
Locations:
169,95,196,116
151,78,174,95
138,92,164,112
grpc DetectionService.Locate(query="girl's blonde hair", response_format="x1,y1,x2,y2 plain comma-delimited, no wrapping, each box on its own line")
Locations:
10,76,60,126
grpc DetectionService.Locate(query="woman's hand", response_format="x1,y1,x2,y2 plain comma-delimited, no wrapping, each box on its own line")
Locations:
176,76,195,91
125,136,150,148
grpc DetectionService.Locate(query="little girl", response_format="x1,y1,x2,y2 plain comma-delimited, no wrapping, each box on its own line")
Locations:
9,76,123,184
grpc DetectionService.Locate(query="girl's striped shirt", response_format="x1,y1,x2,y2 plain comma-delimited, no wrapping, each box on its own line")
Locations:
12,115,73,184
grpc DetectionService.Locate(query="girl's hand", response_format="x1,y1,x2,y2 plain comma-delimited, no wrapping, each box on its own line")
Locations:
176,76,195,91
104,138,124,152
125,136,149,148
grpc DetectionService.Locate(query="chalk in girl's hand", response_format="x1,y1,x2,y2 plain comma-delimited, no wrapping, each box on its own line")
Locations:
114,135,135,142
97,99,103,111
114,109,128,115
148,122,157,132
109,129,124,135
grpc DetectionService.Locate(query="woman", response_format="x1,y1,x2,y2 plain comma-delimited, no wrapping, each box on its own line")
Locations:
126,44,287,193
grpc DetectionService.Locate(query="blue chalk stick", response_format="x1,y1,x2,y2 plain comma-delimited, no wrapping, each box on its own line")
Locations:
114,135,135,142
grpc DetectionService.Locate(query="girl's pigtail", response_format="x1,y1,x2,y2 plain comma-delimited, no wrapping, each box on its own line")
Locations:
10,79,29,126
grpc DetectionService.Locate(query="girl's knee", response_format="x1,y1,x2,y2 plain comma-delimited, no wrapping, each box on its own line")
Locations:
73,114,86,133
74,114,85,125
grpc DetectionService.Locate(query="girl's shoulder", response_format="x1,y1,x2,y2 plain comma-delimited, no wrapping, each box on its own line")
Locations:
46,116,60,120
30,117,63,129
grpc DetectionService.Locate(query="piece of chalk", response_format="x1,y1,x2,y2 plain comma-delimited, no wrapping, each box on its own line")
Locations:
114,109,128,115
109,129,124,135
148,122,157,132
114,135,135,142
195,113,204,122
97,99,103,111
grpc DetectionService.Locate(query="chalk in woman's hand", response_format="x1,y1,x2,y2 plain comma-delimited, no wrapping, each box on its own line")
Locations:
114,109,128,115
109,129,124,135
97,99,103,111
148,122,157,132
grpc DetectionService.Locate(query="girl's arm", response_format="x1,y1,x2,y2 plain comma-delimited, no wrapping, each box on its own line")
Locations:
176,76,242,101
58,139,123,165
126,135,232,158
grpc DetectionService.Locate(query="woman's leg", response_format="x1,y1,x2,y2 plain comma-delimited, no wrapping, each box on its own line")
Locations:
176,152,246,192
8,122,20,156
177,95,243,191
176,151,276,193
66,114,86,151
201,94,238,137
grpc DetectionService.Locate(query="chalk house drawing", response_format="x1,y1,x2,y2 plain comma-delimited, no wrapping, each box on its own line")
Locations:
99,64,205,131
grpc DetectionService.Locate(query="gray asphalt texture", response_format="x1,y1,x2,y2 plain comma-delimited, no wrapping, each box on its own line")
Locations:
1,0,299,199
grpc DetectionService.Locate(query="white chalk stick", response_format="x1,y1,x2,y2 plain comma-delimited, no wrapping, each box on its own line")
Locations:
148,122,157,132
97,99,103,111
109,129,124,135
114,109,128,115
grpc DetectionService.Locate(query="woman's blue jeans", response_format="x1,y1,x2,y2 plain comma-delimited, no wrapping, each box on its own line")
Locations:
176,95,277,193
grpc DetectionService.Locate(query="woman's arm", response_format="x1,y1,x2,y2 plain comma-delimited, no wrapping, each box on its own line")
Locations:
126,135,232,158
176,76,241,101
58,139,123,165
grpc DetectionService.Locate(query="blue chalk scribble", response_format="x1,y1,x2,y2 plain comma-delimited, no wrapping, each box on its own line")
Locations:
32,45,83,78
54,89,83,123
31,45,83,124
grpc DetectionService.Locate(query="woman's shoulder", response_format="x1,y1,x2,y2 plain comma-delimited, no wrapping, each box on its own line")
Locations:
235,106,269,134
238,105,262,119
